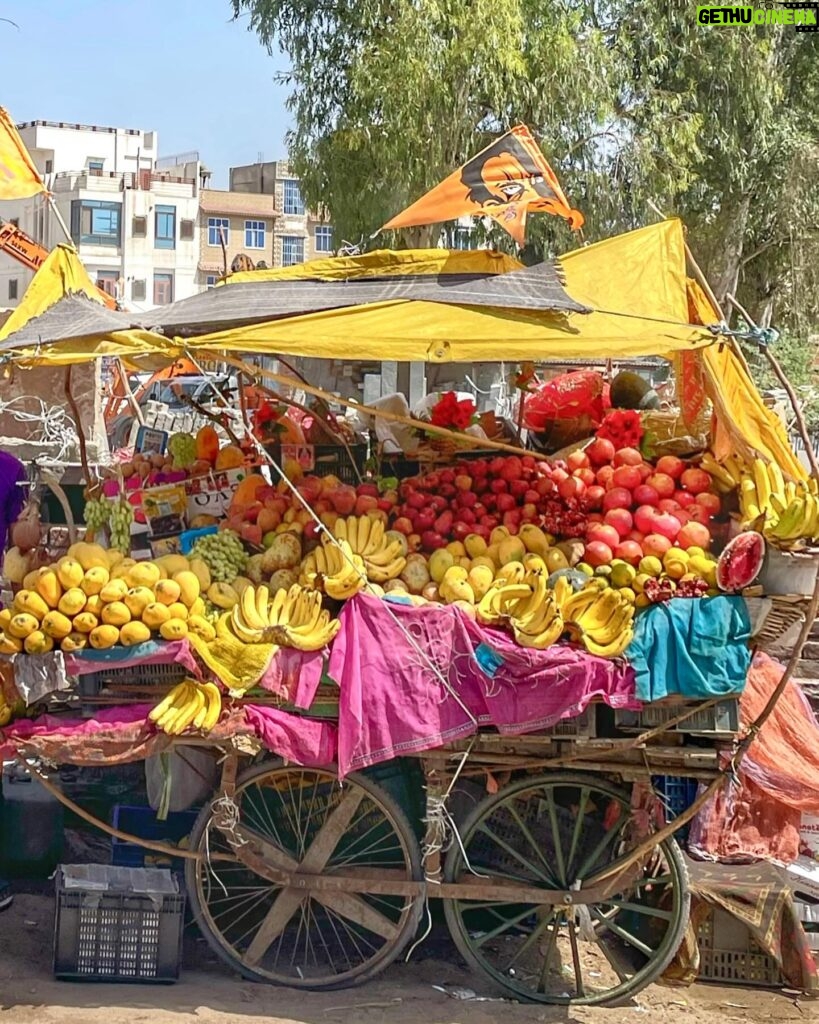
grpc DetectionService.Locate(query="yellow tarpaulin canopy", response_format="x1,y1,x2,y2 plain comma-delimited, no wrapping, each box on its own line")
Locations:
226,247,523,284
190,220,715,362
0,245,177,366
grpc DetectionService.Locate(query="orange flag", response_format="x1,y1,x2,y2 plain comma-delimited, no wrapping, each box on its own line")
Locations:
0,108,46,201
382,124,583,245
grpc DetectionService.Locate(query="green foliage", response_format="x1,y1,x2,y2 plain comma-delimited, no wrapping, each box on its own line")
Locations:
232,0,819,338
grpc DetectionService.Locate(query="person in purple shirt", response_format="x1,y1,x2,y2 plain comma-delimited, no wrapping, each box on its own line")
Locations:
0,449,25,910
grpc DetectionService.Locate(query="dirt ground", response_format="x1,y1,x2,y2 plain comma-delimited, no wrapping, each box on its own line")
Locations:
0,893,815,1024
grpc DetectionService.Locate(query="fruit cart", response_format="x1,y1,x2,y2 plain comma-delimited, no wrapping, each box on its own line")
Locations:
1,223,817,1005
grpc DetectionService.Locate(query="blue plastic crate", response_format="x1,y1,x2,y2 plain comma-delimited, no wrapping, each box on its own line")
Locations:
652,775,699,841
111,805,198,870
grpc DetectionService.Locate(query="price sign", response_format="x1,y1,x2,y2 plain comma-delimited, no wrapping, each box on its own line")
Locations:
134,425,168,455
282,444,316,472
185,468,244,521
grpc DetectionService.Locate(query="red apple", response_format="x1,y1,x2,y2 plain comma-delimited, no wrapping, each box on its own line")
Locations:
656,455,685,479
602,487,633,512
502,510,521,532
440,469,456,485
356,482,379,498
377,498,394,513
421,530,447,551
456,507,476,526
509,479,530,499
524,489,540,504
604,507,634,538
584,541,614,568
355,494,379,516
434,510,453,535
406,491,427,510
615,540,643,565
587,523,621,549
612,464,642,491
329,485,357,515
677,522,711,550
490,478,508,494
451,521,472,542
413,512,435,533
614,447,643,467
696,492,721,517
647,473,675,499
633,483,659,507
585,437,616,466
392,516,414,535
551,468,569,484
643,533,672,557
680,467,712,494
488,457,506,476
651,512,681,541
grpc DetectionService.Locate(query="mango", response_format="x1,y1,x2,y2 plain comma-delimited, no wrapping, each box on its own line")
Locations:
429,549,455,584
142,603,171,629
14,590,50,620
124,587,154,618
154,579,181,606
89,624,120,649
519,524,551,558
60,632,88,653
468,565,495,600
56,557,84,590
81,566,110,596
0,609,10,631
72,612,99,634
101,601,131,627
106,549,125,570
41,611,73,640
83,595,103,617
68,541,110,571
9,613,39,639
464,534,488,559
126,562,161,589
166,602,188,621
58,588,87,618
100,579,129,604
188,558,211,591
35,570,62,609
159,618,188,641
173,570,200,607
23,567,46,591
24,630,54,655
156,554,190,577
119,621,151,646
0,633,23,654
111,558,136,580
186,615,216,642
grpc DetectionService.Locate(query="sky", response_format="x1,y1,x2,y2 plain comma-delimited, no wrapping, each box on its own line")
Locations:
1,0,292,187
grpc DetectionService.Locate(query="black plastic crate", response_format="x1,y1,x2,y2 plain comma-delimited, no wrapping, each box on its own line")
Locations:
111,805,199,870
264,442,369,485
54,865,185,983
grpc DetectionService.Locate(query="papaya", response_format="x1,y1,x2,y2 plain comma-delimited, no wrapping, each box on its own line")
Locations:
0,609,10,632
173,571,200,607
89,624,119,649
58,588,87,618
72,612,99,634
124,587,154,618
81,566,110,596
126,562,161,589
68,542,109,571
154,579,181,606
83,595,103,617
230,473,266,508
9,613,39,639
142,603,171,629
35,570,62,609
56,557,85,590
14,590,50,620
0,633,22,654
61,632,88,653
100,579,129,604
196,424,220,464
101,601,131,627
215,444,245,471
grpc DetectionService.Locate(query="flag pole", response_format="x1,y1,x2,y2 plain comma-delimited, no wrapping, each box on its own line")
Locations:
46,192,74,248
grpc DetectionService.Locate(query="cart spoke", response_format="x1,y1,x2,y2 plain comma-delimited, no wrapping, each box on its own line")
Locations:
567,918,586,998
301,788,365,871
604,898,673,922
590,906,653,957
469,903,538,948
545,789,567,885
476,823,555,886
536,911,562,993
503,909,557,971
565,787,590,878
504,802,562,887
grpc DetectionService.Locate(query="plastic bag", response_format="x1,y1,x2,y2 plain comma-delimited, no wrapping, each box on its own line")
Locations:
523,371,607,432
145,747,217,814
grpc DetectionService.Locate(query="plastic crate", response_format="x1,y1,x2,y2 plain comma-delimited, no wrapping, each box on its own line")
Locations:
614,699,739,737
264,442,369,486
77,661,189,701
111,805,198,869
652,775,698,841
54,864,185,983
697,904,783,987
543,707,596,740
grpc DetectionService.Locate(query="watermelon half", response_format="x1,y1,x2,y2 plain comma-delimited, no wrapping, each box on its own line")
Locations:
716,531,766,592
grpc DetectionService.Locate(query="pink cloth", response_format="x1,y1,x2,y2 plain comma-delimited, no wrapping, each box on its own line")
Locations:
328,594,638,775
244,705,337,766
256,647,325,707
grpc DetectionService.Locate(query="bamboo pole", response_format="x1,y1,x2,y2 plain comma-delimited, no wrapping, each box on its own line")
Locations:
208,351,552,462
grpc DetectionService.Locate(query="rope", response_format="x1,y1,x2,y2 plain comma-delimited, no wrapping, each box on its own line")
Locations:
708,320,780,348
0,395,80,464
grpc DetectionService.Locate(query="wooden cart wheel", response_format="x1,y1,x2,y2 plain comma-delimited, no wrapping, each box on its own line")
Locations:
186,761,424,989
442,772,690,1006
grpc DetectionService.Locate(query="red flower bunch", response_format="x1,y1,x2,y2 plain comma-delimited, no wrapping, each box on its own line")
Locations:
252,400,286,438
596,408,644,449
429,391,477,431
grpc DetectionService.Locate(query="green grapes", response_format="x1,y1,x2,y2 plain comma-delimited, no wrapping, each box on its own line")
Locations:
109,499,134,555
168,432,197,469
84,497,110,534
190,529,248,583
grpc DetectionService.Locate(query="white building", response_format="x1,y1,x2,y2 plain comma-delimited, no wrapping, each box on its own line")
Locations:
0,121,204,309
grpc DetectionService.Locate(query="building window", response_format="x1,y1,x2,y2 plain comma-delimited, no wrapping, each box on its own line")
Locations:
44,159,53,174
315,225,333,253
153,272,173,306
88,159,104,175
96,271,119,299
283,180,305,216
155,205,176,249
206,275,217,289
207,217,229,247
180,218,195,241
8,279,18,301
70,199,121,247
132,279,146,302
281,235,305,266
245,220,265,249
131,215,147,238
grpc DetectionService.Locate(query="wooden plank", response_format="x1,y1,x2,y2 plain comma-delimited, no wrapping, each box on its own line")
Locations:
314,891,400,940
244,889,304,967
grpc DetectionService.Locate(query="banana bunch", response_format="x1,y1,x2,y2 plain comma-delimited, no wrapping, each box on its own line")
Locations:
149,678,222,735
729,455,819,544
477,571,564,649
231,583,340,651
700,452,745,494
560,586,634,658
766,489,819,543
303,537,367,600
333,516,406,583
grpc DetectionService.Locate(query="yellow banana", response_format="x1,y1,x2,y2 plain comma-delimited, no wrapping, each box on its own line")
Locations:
365,557,407,584
240,587,266,630
168,685,205,735
356,515,371,555
752,460,773,515
333,517,348,544
149,680,189,724
364,539,406,567
767,461,786,503
200,682,223,732
156,682,195,732
362,518,385,557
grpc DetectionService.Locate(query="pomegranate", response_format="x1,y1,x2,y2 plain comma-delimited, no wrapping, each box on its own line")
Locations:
567,450,591,472
596,465,616,489
587,523,621,549
612,464,642,491
584,485,606,511
657,498,681,514
604,508,634,538
638,463,654,482
643,533,672,557
673,489,697,508
602,487,633,512
680,467,712,494
677,522,711,550
500,457,523,481
647,473,675,499
634,505,658,534
696,492,721,517
585,437,616,466
584,541,614,568
656,455,685,479
613,447,643,467
574,467,596,487
651,512,682,542
633,483,659,507
559,476,586,502
627,529,646,544
687,504,712,527
615,540,643,565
